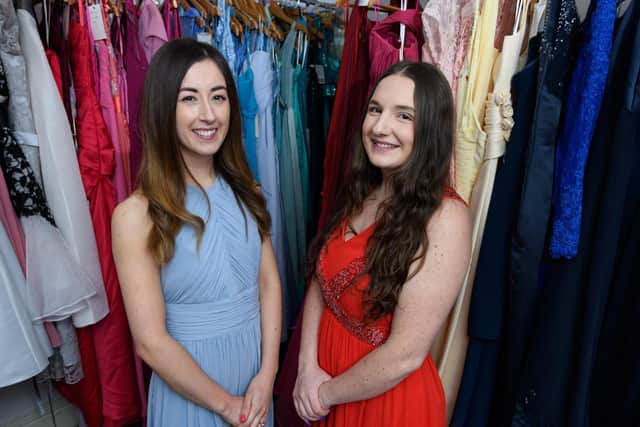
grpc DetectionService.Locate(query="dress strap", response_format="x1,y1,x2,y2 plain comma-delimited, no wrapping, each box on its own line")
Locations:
442,186,467,206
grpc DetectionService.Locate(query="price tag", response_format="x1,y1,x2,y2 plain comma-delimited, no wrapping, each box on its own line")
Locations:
197,32,213,45
88,4,107,41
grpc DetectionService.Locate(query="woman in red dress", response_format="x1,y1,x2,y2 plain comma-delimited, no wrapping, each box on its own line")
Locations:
293,61,471,427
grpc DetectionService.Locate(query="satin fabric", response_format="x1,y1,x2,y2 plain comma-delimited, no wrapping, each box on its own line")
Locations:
368,8,423,93
69,21,141,426
139,0,168,63
124,0,148,185
318,7,373,227
44,43,105,427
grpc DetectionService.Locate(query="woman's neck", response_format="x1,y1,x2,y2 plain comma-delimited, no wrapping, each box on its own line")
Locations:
184,159,216,188
374,179,393,201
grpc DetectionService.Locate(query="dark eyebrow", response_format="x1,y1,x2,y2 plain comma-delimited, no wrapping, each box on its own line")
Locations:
368,99,415,112
395,105,416,112
178,85,227,93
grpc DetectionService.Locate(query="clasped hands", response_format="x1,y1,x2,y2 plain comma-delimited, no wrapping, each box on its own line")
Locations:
222,371,273,427
293,364,332,425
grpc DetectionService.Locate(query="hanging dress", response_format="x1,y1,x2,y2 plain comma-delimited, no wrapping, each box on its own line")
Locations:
147,177,273,427
251,49,291,331
368,6,423,93
0,2,42,185
215,0,235,72
312,189,465,427
437,0,531,421
0,55,52,388
279,27,307,297
453,0,499,203
139,0,169,63
87,5,132,202
319,6,373,227
421,0,474,100
0,54,99,325
17,5,109,327
163,0,182,40
549,0,616,259
124,0,149,183
68,20,141,426
238,65,260,178
0,218,53,387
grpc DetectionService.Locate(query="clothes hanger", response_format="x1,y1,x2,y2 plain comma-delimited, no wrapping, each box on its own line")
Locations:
366,0,401,13
268,1,315,39
199,0,220,17
251,0,283,40
398,0,406,60
107,0,121,16
293,0,326,39
234,0,259,28
281,2,325,39
264,3,285,40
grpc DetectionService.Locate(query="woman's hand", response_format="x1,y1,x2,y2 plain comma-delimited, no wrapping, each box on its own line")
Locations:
220,395,244,425
238,370,274,427
293,364,331,423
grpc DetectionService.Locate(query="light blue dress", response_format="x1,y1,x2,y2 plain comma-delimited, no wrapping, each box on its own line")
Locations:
147,177,273,427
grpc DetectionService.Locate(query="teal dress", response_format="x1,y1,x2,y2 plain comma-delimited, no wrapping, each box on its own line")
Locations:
238,67,260,179
279,28,308,297
147,177,273,427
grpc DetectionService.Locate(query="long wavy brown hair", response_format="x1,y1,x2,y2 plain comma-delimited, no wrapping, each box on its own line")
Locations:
307,61,455,321
139,39,270,264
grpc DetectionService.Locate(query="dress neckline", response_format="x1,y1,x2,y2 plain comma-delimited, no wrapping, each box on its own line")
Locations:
340,218,376,243
186,176,220,193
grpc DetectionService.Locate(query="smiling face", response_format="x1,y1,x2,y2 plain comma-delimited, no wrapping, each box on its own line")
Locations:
175,59,230,168
361,74,416,175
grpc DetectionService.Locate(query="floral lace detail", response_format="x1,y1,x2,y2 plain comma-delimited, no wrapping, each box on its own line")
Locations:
1,53,37,135
421,0,474,98
0,126,55,224
317,246,388,347
494,91,515,141
0,60,55,224
0,0,21,55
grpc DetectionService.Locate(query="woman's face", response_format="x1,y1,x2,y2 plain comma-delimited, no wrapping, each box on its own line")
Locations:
175,59,230,166
361,74,416,174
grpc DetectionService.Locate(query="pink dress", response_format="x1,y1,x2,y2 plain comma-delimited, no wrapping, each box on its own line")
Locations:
139,0,168,63
421,0,474,99
369,7,423,94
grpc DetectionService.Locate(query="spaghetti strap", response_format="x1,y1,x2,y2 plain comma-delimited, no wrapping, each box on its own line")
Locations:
443,186,467,205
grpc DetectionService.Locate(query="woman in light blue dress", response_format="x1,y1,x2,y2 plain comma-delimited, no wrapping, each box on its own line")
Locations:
112,39,281,427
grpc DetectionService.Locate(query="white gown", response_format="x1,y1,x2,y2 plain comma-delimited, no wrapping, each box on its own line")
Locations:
0,220,53,387
17,7,109,327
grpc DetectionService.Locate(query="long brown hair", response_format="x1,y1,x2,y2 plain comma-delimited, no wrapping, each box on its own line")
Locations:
139,38,271,264
307,61,455,321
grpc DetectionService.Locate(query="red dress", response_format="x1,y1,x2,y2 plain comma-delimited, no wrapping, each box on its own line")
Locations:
318,6,373,228
313,219,447,427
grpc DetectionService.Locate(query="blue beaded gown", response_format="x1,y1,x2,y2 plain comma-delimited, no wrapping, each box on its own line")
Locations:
147,177,274,427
